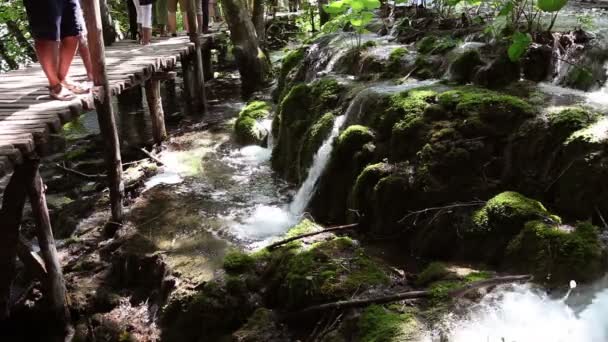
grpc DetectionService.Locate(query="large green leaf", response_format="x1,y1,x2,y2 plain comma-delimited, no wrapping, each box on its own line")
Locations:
324,0,348,14
362,0,381,10
537,0,568,12
508,31,532,62
350,11,374,27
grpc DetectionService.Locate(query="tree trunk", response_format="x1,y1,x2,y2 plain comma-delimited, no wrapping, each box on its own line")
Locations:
99,0,118,45
6,21,37,62
252,0,266,43
0,167,28,320
0,38,19,70
318,0,330,26
221,0,270,96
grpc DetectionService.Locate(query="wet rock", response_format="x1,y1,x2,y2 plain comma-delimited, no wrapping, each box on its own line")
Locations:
274,47,307,102
474,53,521,88
522,44,554,82
357,305,424,341
506,221,605,284
449,50,484,84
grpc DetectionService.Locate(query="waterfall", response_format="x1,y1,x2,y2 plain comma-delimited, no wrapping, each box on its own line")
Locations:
289,115,346,215
260,118,274,148
442,283,608,342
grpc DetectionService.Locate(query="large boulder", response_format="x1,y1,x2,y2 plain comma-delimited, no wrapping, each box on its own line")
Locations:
474,53,521,89
234,101,272,146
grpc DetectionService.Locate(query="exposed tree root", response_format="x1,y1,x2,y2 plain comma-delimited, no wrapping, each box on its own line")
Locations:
292,275,532,316
398,201,485,224
266,223,359,250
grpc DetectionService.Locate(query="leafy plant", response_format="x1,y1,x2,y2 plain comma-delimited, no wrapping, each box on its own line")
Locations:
323,0,381,47
508,31,532,62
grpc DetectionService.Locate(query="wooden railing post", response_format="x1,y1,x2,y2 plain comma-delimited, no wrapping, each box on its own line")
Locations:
186,0,208,113
82,0,124,225
145,78,167,144
24,159,70,330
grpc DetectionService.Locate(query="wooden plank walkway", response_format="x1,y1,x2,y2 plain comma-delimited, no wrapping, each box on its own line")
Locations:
0,34,215,178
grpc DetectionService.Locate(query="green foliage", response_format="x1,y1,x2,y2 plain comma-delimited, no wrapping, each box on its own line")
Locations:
323,0,380,47
508,31,532,62
537,0,568,12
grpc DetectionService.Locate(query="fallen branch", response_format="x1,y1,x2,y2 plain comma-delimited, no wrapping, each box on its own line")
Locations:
55,163,105,179
140,148,165,166
292,275,532,316
398,201,485,224
266,223,359,250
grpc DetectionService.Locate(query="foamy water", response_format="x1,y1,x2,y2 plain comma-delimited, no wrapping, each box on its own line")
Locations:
442,284,608,342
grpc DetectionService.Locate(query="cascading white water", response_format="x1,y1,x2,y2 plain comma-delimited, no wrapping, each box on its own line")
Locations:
441,284,608,342
289,115,347,215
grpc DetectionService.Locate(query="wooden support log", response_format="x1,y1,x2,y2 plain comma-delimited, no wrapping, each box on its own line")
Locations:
151,71,177,81
24,158,70,329
181,55,194,109
292,275,533,316
16,235,47,279
0,166,28,320
144,78,168,144
266,223,359,250
202,46,214,81
82,0,125,225
186,0,208,113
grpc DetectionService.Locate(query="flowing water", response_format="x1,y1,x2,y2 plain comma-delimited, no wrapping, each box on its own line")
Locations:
435,284,608,342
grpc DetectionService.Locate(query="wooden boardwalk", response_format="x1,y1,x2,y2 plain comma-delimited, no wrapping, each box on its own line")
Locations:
0,34,214,178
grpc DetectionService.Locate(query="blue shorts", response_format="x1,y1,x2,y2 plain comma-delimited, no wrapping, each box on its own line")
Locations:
24,0,83,41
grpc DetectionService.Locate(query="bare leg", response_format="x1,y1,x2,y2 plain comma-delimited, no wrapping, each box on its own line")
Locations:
78,36,93,81
197,14,203,33
34,40,61,87
142,28,152,45
168,11,177,35
57,36,79,82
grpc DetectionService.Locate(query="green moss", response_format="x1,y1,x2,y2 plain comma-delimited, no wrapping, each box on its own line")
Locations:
351,163,393,215
472,191,558,233
358,305,417,342
300,113,335,176
416,262,450,286
335,125,375,156
429,280,462,301
548,107,598,140
506,221,605,284
234,101,271,145
389,47,408,62
276,47,307,101
438,87,534,124
362,40,377,49
223,250,255,274
272,78,345,182
277,237,389,309
286,219,319,239
464,271,491,282
564,66,594,91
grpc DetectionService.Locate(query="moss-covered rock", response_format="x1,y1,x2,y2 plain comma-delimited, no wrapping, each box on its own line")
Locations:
234,101,271,146
506,221,605,284
232,308,290,342
415,262,452,287
416,36,457,55
272,78,346,183
223,250,256,274
269,237,389,309
298,112,335,178
473,53,521,89
358,305,422,342
350,163,394,223
449,49,484,84
275,47,307,102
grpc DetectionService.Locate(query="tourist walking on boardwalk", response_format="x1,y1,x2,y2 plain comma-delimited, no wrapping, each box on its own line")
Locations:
155,0,169,37
23,0,90,100
132,0,154,45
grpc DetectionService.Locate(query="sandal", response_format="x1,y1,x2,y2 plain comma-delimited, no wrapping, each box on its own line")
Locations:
61,80,90,95
49,84,76,101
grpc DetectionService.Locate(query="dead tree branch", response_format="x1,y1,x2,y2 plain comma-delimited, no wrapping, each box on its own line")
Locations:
55,163,105,179
398,201,485,224
267,223,359,250
292,275,532,316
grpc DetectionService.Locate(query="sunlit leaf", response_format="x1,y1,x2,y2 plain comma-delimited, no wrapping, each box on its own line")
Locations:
537,0,568,12
508,31,532,62
362,0,381,10
324,0,347,14
350,11,374,27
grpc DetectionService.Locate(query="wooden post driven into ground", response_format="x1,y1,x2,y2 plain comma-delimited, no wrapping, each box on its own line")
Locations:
186,0,208,112
82,0,124,224
145,74,169,144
